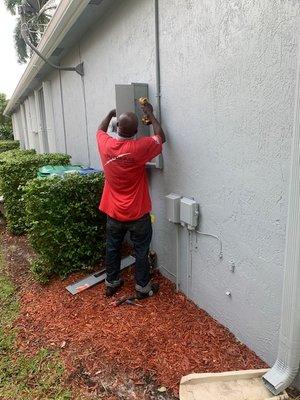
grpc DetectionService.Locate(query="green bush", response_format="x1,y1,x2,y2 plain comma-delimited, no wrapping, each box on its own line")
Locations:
0,149,36,197
0,140,20,153
24,173,106,281
0,149,35,164
0,152,70,234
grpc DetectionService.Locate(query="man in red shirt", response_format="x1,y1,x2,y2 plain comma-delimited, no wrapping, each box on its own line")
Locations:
97,102,166,299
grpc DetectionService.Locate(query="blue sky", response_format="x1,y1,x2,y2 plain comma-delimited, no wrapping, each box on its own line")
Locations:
0,1,26,98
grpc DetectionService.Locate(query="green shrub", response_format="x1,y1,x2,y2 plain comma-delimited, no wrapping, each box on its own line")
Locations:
0,152,70,234
0,148,35,163
0,140,20,153
24,173,106,281
30,259,53,285
0,149,36,197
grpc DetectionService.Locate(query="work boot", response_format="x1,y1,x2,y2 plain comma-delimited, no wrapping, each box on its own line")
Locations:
136,282,159,300
105,279,124,297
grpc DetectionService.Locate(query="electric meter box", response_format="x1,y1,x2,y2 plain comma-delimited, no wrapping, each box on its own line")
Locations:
180,197,199,230
115,83,150,138
166,193,181,223
115,83,162,169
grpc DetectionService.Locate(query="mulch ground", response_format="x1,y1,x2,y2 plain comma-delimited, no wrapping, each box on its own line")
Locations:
2,230,267,399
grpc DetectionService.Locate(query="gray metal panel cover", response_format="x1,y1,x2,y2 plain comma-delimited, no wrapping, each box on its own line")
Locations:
115,83,150,138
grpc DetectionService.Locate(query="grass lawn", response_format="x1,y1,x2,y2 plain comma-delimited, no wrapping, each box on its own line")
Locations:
0,247,72,400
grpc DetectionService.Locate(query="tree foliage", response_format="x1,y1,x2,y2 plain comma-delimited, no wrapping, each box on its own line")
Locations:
14,19,28,64
4,0,55,64
4,0,20,14
0,94,13,140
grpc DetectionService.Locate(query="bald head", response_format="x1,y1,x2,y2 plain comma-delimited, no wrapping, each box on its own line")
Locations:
118,112,138,137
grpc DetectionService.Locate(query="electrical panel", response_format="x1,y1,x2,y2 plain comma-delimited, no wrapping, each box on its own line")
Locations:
115,83,150,138
180,197,199,230
115,83,162,169
166,193,181,223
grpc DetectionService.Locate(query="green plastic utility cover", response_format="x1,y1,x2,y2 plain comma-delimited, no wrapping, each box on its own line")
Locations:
37,165,83,178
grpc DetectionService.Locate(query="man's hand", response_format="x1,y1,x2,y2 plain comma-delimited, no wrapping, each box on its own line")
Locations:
141,103,153,117
140,101,166,144
98,109,116,132
109,109,116,118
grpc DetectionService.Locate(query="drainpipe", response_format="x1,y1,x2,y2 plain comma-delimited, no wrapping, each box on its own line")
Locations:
262,43,300,395
154,0,161,123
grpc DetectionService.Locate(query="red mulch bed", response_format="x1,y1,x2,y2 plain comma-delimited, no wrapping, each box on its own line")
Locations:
2,231,267,398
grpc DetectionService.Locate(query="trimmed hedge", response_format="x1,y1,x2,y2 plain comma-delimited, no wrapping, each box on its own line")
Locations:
0,140,20,153
0,150,37,198
0,152,70,234
24,173,106,282
0,148,35,163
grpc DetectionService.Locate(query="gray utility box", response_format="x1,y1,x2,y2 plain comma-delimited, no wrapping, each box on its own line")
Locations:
115,83,150,138
180,197,199,230
166,193,181,223
115,83,162,169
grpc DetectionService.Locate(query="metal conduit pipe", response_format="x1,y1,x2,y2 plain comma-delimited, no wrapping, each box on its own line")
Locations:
176,224,180,291
186,230,192,298
149,0,160,252
154,0,161,123
79,44,91,166
262,47,300,395
149,2,174,282
19,8,84,76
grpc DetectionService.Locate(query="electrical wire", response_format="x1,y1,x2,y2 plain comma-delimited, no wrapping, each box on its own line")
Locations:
159,265,176,278
195,230,223,259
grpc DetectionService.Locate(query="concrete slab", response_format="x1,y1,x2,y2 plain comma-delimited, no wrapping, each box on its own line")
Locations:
179,369,288,400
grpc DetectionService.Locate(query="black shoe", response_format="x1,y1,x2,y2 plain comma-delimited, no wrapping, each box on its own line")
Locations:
136,282,159,300
105,281,124,297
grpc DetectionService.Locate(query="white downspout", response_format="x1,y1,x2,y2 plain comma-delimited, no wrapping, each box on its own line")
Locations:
263,39,300,395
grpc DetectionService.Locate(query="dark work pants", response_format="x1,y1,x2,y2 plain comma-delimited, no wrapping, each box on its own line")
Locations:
105,213,152,288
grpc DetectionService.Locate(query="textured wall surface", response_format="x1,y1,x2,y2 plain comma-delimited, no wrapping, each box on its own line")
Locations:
60,49,90,166
151,0,299,366
48,70,67,155
79,0,156,168
14,0,300,369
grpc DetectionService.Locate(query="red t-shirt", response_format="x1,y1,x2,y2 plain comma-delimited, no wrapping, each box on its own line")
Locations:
97,130,162,221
